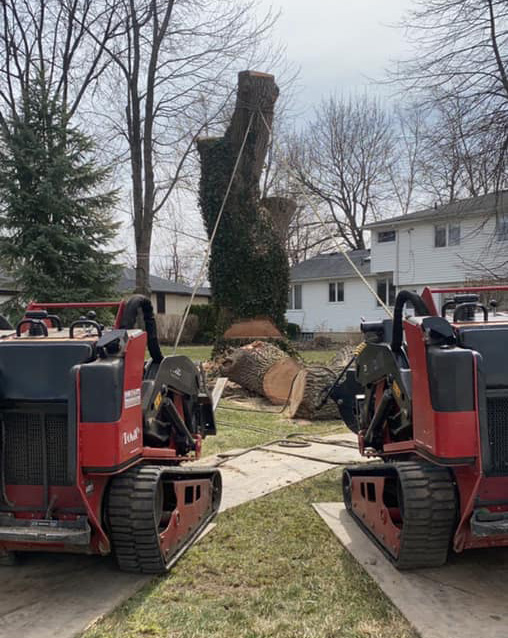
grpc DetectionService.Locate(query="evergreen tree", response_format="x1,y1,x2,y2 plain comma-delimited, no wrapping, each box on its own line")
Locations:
0,80,121,307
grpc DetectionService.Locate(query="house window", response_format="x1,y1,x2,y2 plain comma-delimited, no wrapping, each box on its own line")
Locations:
434,225,446,248
288,284,302,310
497,216,508,241
377,277,396,307
448,223,461,246
156,292,166,314
328,281,344,303
378,230,396,243
434,223,460,247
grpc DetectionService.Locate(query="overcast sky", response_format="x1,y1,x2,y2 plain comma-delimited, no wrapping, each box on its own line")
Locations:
257,0,415,116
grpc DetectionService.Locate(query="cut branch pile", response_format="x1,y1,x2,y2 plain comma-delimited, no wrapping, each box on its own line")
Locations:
221,341,356,420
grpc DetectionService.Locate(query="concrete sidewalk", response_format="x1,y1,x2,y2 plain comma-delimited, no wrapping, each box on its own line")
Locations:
314,502,508,638
0,435,361,638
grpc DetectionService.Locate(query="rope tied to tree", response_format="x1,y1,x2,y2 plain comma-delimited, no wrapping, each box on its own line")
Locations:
256,108,393,318
173,110,256,352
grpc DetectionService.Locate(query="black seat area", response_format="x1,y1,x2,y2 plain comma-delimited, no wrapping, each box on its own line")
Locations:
457,325,508,389
0,342,95,402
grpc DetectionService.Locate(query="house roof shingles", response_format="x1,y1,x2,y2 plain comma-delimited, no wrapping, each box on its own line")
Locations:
119,268,211,297
290,249,371,282
365,190,508,230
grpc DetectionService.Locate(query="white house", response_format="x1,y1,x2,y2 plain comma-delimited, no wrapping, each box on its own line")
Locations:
118,268,212,342
119,268,211,315
286,191,508,337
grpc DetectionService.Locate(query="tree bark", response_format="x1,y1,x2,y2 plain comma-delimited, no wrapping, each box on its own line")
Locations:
227,71,279,181
135,230,152,295
288,365,341,420
288,346,357,420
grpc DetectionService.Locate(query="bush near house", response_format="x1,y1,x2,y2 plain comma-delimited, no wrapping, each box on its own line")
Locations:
285,321,301,340
155,314,198,344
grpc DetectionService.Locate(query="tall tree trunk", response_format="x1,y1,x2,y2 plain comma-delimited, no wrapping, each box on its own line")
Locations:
135,231,152,295
197,71,290,336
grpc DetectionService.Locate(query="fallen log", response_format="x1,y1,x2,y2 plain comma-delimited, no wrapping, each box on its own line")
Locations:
262,357,303,406
329,344,357,369
288,364,342,420
222,340,287,396
221,340,355,419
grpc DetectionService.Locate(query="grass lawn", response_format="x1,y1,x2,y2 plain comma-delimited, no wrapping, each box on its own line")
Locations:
161,344,342,366
83,401,415,638
205,399,345,457
161,344,213,361
298,349,341,365
84,474,414,638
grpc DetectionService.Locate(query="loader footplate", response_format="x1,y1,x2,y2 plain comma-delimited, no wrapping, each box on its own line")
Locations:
0,515,90,546
107,464,221,574
471,509,508,537
343,461,457,569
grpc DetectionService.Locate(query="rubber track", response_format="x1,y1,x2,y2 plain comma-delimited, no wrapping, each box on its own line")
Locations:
345,461,458,569
107,464,220,574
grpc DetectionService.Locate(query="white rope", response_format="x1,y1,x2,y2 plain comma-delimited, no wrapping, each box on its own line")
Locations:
173,111,256,352
257,109,393,318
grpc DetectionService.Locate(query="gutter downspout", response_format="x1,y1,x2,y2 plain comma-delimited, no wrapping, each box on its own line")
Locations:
395,229,400,293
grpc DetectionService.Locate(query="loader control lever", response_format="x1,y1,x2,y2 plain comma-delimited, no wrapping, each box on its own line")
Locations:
16,318,48,337
453,302,488,322
24,310,63,330
441,294,480,319
69,319,103,338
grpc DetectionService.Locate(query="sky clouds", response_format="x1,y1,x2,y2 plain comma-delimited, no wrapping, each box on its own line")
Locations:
258,0,414,114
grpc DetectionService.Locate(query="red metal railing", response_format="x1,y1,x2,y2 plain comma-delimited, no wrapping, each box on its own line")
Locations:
26,301,126,328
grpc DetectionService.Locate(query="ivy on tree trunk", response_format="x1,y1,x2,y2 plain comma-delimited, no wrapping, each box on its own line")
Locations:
197,71,289,336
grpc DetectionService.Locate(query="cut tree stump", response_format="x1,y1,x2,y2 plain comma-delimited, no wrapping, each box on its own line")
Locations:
288,365,341,420
223,317,282,340
262,357,303,406
222,341,287,396
260,196,297,242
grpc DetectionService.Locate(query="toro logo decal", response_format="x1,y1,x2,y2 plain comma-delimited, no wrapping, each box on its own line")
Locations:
123,427,141,446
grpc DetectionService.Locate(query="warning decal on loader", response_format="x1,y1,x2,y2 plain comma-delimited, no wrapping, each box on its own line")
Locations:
124,388,141,409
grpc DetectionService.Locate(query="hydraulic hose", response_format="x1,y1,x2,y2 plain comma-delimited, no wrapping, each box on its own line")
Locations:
119,294,163,363
391,290,429,354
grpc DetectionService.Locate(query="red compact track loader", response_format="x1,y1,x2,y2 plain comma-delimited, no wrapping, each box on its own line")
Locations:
0,295,221,573
329,286,508,568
